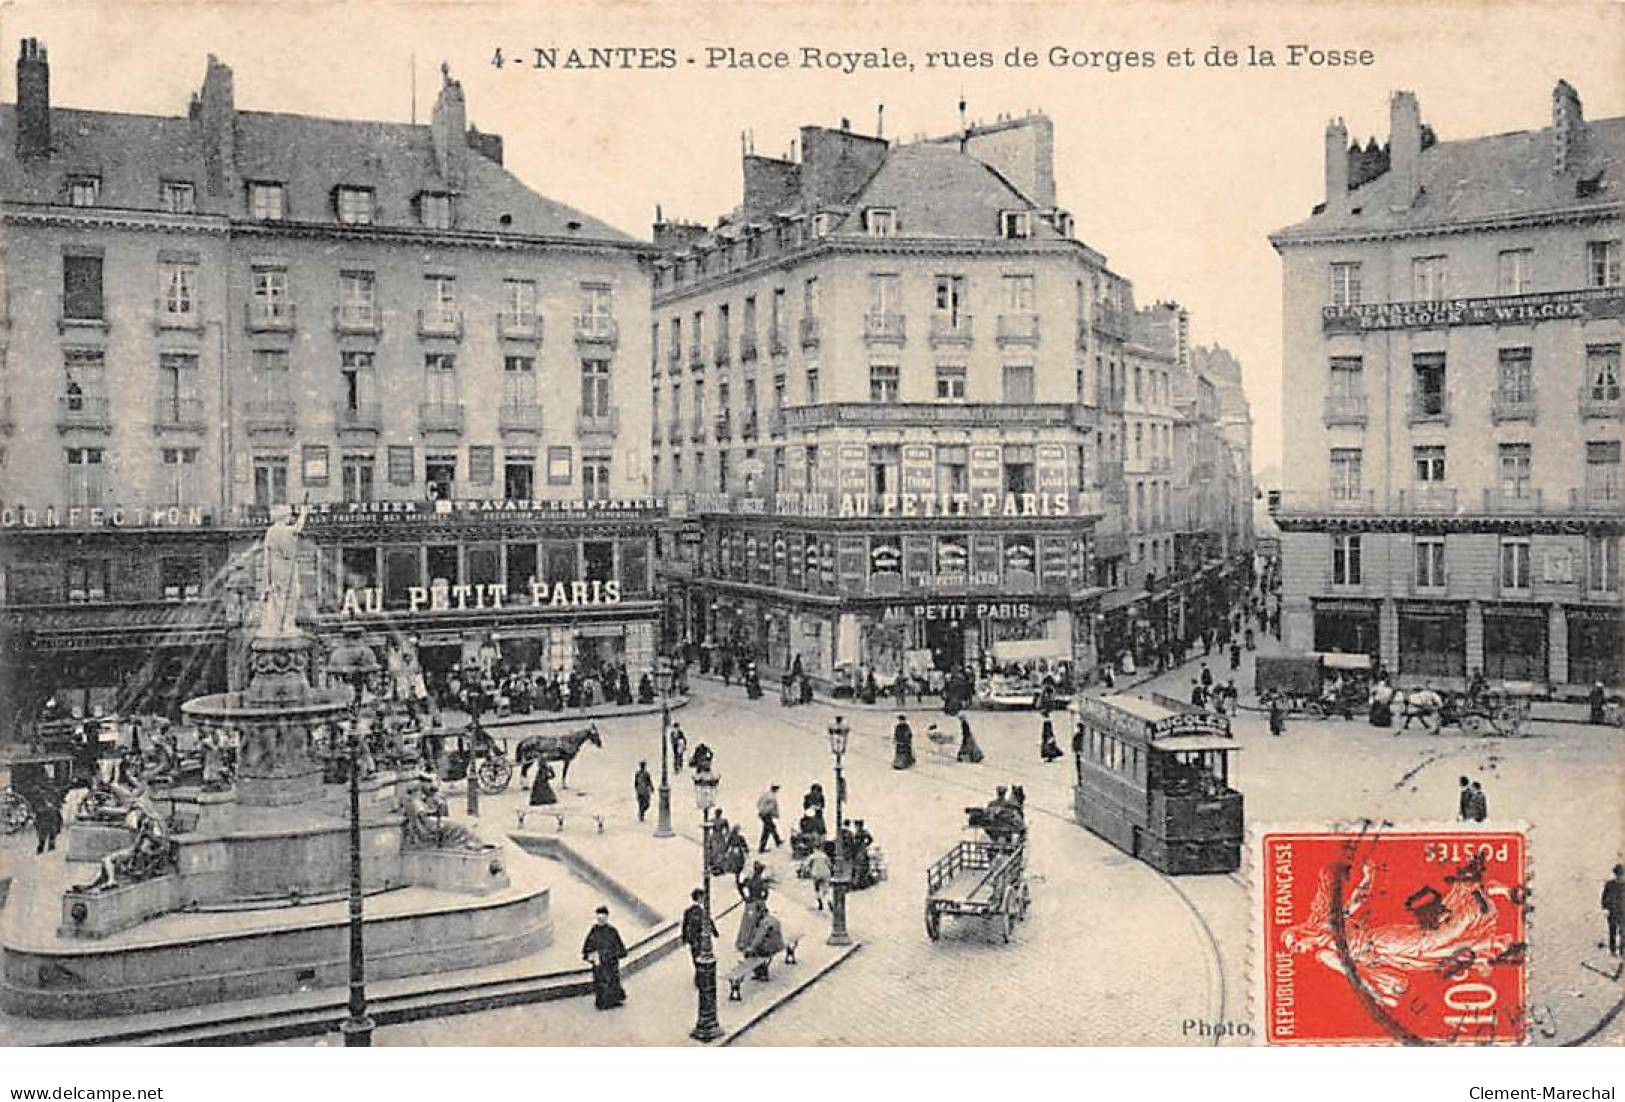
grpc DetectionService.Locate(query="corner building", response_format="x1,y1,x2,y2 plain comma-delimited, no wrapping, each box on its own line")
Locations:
1270,82,1622,689
649,114,1149,686
0,42,656,726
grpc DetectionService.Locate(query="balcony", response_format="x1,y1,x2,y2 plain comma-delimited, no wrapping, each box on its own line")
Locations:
863,312,906,344
741,411,759,439
417,307,463,340
714,338,731,367
244,398,296,434
154,300,204,333
418,401,465,434
1490,391,1536,424
576,407,619,437
1405,389,1451,426
996,312,1040,346
714,411,732,440
1092,302,1127,340
929,313,974,346
244,302,295,334
690,416,707,442
1322,394,1368,426
1571,485,1622,513
769,327,789,357
57,394,112,433
1578,385,1622,419
799,316,820,349
153,396,205,433
740,333,759,362
1395,485,1458,513
1483,487,1543,513
497,312,543,342
333,305,382,337
574,316,619,347
498,403,543,434
1099,386,1126,413
335,400,382,434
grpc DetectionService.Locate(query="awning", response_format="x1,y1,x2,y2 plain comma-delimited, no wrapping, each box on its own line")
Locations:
991,639,1069,662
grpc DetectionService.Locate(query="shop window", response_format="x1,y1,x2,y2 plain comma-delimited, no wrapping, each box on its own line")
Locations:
1399,606,1465,678
1484,612,1546,682
426,545,459,588
341,547,377,592
161,556,204,601
506,542,538,594
66,558,109,603
466,544,501,588
619,539,649,595
583,541,614,583
544,541,578,585
383,548,420,610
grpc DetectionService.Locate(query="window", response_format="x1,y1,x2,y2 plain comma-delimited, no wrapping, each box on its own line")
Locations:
935,364,966,400
340,350,375,414
66,559,109,603
1412,352,1446,416
868,444,900,496
1498,347,1533,402
1133,423,1144,460
157,353,199,423
419,192,452,229
249,182,286,221
581,359,611,417
63,254,104,320
1330,448,1362,502
670,381,682,426
547,446,573,485
1498,443,1532,499
64,446,104,506
161,181,196,215
1332,534,1362,587
336,186,374,225
716,302,731,357
158,446,200,505
1413,445,1446,483
504,355,536,405
1588,535,1621,593
301,444,330,484
1000,210,1032,239
742,295,757,345
1412,255,1448,301
387,445,415,486
1415,538,1446,589
1003,444,1035,494
342,455,375,501
1588,240,1621,288
1003,273,1035,314
62,350,104,412
583,455,611,500
504,455,534,499
423,352,458,407
160,261,198,319
251,266,289,321
1497,249,1534,295
1329,356,1362,397
579,284,613,336
253,455,289,507
1133,483,1145,532
811,213,832,237
1329,262,1362,307
867,273,900,321
251,349,290,405
425,455,456,500
865,208,897,237
1133,366,1144,404
503,279,537,329
1002,363,1035,404
771,288,786,341
869,363,899,403
805,366,820,404
1586,440,1621,504
934,275,965,323
669,316,682,362
1586,344,1621,401
802,277,819,318
1499,539,1531,591
424,274,457,325
67,175,101,207
469,445,494,485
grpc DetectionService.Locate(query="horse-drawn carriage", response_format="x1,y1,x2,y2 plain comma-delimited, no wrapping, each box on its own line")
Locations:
924,801,1030,943
0,749,76,835
1255,652,1372,718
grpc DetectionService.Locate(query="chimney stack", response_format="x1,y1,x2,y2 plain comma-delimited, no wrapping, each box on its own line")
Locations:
1387,90,1422,212
15,38,50,159
195,54,237,197
430,61,469,188
1324,117,1349,211
1552,79,1583,175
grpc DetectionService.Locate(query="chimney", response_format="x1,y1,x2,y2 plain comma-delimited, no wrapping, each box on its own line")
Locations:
1388,90,1422,211
798,124,889,211
957,113,1056,208
430,61,468,188
1552,79,1583,175
465,125,503,166
15,38,50,159
1324,117,1348,211
195,54,236,197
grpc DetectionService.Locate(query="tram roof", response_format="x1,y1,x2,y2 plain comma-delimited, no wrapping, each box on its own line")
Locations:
1096,694,1179,722
1148,734,1241,754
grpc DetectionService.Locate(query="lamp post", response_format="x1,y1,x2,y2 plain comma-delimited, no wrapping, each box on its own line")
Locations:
826,715,851,946
326,625,380,1048
464,705,482,818
690,765,723,1042
655,657,674,839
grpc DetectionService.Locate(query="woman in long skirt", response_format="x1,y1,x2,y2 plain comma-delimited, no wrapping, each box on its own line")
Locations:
529,758,558,805
957,715,985,764
892,715,915,770
1039,717,1063,762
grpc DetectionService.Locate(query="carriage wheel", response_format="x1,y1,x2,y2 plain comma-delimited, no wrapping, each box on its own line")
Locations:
1305,700,1327,719
478,755,513,793
1017,882,1032,922
1000,907,1014,944
0,791,32,835
924,903,941,941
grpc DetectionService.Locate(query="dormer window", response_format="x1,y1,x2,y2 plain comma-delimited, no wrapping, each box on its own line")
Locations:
865,208,897,238
812,213,833,238
1000,210,1032,240
249,181,286,221
418,192,453,230
161,181,196,215
336,186,375,225
67,176,101,207
1053,210,1073,238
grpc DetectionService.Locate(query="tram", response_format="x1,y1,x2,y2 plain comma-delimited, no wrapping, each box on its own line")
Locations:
1069,694,1243,875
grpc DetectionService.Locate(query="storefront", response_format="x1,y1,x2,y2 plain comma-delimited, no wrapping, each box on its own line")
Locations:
1398,601,1466,678
1567,605,1622,688
1312,598,1380,658
1483,604,1548,683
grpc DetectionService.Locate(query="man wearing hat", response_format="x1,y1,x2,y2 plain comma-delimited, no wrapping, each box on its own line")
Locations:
581,905,628,1009
680,888,717,964
1602,864,1625,958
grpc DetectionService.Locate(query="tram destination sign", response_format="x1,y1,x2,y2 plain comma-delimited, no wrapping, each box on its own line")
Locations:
1073,695,1233,741
1321,287,1624,333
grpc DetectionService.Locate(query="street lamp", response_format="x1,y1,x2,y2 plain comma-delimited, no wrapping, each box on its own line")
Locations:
464,703,483,819
326,624,380,1048
655,657,674,839
826,714,852,946
690,765,724,1042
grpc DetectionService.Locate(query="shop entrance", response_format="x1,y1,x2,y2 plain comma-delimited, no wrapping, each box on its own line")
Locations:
575,631,625,675
1484,609,1547,682
923,619,966,671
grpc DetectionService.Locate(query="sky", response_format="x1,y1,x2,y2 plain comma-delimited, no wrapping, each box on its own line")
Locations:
4,0,1622,477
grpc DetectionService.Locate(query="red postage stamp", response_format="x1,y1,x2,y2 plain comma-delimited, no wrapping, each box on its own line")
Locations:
1257,826,1528,1045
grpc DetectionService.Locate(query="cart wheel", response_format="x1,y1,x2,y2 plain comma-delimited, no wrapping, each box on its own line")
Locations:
478,755,513,794
0,791,32,835
925,903,941,941
1001,908,1013,944
1462,714,1485,735
1305,700,1327,719
1018,882,1031,921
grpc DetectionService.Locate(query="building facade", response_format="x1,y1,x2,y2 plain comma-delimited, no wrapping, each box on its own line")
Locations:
0,42,656,728
1270,81,1622,688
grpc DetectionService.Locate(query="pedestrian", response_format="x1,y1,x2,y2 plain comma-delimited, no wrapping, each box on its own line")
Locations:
581,905,628,1010
528,758,558,806
1039,716,1062,763
892,713,916,770
1191,679,1207,709
1602,865,1625,958
735,860,770,949
806,845,833,911
669,722,688,775
957,714,985,764
633,761,653,822
1590,681,1608,726
1202,628,1213,657
757,784,783,852
1244,626,1256,651
1469,781,1488,822
1458,776,1473,821
1229,640,1242,672
1268,698,1286,738
680,888,717,962
29,778,63,855
1200,663,1213,690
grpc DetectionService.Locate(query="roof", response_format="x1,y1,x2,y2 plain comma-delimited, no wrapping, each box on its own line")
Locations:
1274,115,1625,241
830,142,1061,240
1097,693,1179,723
1149,734,1241,754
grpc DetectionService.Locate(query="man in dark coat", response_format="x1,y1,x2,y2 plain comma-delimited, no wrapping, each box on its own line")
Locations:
581,905,627,1009
680,888,717,964
1603,865,1625,958
1591,681,1609,726
1458,776,1473,821
1469,781,1488,822
633,761,654,822
892,714,915,770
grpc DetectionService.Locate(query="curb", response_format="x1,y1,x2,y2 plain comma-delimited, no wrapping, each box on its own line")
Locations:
720,940,862,1046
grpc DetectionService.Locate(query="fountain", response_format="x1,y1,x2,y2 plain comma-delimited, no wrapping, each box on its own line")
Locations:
1,506,553,1019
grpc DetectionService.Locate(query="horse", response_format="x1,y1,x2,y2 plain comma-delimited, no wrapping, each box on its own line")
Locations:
514,723,603,789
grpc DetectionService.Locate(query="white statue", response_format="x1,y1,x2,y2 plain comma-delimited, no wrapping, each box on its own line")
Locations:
258,504,309,638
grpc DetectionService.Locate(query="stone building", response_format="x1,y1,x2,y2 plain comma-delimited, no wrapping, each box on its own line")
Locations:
1269,81,1622,688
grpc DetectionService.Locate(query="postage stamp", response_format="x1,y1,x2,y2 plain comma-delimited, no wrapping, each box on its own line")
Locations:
1254,824,1529,1046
